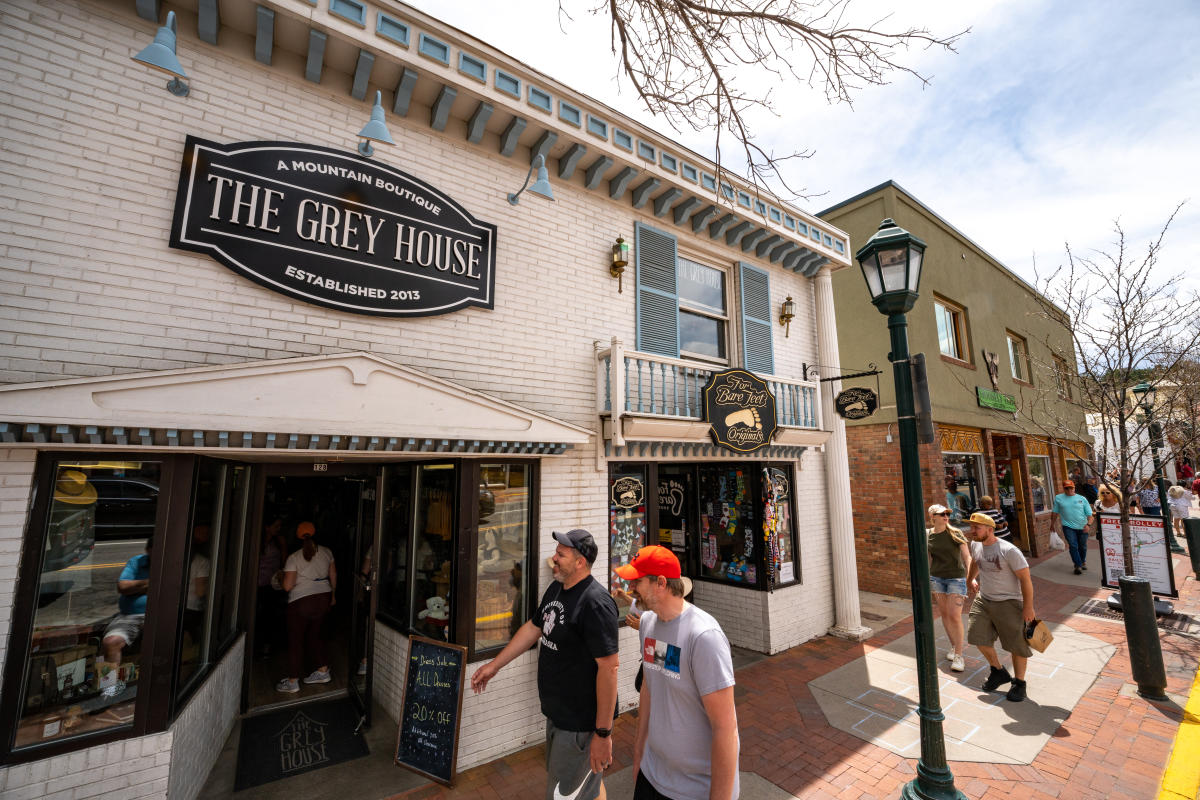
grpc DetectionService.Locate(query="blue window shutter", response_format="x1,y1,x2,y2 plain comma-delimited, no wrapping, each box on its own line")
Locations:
635,222,679,356
739,262,774,374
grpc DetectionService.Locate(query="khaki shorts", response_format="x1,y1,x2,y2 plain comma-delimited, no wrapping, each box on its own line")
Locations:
967,596,1032,657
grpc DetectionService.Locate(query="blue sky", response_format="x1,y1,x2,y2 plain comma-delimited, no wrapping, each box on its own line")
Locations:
408,0,1200,292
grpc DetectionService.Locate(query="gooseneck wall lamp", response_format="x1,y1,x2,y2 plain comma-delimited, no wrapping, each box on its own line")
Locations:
131,10,190,97
507,155,554,205
779,295,796,337
611,236,630,293
857,219,964,800
357,91,395,157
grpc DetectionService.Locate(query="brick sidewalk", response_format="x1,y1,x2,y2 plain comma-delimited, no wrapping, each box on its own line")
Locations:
393,550,1200,800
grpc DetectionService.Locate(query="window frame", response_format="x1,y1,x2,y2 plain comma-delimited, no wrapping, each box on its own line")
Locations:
1007,331,1032,384
933,296,970,364
0,453,195,765
1053,356,1072,400
676,253,731,365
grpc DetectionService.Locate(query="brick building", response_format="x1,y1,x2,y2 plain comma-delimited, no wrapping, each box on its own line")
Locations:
820,183,1090,598
0,0,868,794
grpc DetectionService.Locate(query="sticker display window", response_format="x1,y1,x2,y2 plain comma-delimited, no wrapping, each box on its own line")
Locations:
698,466,758,586
608,466,649,618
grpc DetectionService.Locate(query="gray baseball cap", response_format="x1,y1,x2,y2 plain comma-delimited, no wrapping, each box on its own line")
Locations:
551,528,598,564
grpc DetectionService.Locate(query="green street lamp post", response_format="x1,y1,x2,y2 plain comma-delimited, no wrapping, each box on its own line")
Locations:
1132,382,1184,554
856,219,965,800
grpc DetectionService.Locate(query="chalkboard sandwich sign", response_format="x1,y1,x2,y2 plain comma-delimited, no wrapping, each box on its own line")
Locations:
394,635,467,786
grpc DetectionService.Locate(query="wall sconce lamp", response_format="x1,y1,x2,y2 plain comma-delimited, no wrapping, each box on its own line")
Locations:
508,155,554,205
131,10,190,97
357,91,395,157
779,295,796,337
611,237,630,293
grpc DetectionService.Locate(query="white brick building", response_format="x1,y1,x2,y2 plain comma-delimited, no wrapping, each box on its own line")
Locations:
0,0,866,796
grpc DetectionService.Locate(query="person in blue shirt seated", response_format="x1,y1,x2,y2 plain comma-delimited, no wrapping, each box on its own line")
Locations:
101,538,152,677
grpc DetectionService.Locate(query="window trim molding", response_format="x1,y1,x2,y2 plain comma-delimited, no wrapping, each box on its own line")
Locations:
676,252,731,366
1006,330,1032,385
933,294,971,364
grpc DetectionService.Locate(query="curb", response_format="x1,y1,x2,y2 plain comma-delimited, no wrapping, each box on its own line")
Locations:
1158,644,1200,799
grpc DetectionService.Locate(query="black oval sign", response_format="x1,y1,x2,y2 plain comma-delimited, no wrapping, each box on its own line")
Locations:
169,137,497,317
835,387,878,420
395,636,467,786
702,369,778,453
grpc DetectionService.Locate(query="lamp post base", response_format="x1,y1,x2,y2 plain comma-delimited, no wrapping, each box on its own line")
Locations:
899,771,968,800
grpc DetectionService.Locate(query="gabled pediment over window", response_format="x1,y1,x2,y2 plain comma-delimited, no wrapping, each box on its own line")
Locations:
0,353,591,454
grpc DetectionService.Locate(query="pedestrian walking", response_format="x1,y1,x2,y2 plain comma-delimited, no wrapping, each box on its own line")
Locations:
965,512,1036,702
926,504,971,672
471,529,619,800
1052,480,1094,574
1138,478,1162,516
619,546,739,800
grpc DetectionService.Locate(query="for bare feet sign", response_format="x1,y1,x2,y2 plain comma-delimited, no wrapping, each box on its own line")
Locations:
702,369,778,453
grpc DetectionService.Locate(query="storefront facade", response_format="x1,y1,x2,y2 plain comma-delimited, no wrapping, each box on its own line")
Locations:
0,0,861,793
820,182,1091,597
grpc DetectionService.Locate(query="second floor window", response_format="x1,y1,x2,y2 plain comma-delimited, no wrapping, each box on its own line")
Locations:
1053,356,1072,399
677,257,728,362
1008,332,1030,383
934,298,968,361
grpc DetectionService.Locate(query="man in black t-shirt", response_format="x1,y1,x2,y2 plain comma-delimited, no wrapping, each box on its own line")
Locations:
471,529,619,800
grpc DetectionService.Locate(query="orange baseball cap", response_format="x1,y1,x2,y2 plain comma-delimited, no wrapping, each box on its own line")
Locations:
296,521,316,539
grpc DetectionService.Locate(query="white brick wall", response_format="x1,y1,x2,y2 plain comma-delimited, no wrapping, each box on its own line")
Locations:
0,0,843,783
0,732,173,800
165,637,244,800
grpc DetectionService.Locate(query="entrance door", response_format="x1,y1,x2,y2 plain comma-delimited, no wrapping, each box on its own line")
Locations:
245,466,378,714
347,472,380,728
997,454,1030,551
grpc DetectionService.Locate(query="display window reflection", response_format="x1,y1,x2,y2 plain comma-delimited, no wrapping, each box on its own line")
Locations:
13,461,160,750
1028,457,1051,512
942,453,985,525
609,466,649,618
698,465,758,586
474,464,531,653
410,464,456,640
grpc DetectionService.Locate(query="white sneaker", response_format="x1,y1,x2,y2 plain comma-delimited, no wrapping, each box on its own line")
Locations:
951,654,965,672
276,678,299,693
946,650,957,662
303,669,331,685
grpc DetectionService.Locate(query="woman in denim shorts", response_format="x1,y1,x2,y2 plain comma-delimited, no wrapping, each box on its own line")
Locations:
927,504,971,672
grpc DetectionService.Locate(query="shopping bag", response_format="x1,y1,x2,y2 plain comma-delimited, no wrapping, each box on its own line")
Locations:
1048,530,1066,551
1024,619,1054,653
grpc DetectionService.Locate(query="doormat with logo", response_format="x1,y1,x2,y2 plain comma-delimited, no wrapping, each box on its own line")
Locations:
1075,598,1200,635
234,698,369,791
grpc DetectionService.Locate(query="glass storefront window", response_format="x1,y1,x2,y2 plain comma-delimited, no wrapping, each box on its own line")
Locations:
410,465,456,640
942,453,985,525
609,466,649,619
213,465,248,650
176,461,224,696
378,465,413,628
657,466,694,576
764,467,796,586
1028,456,1051,512
474,464,531,652
698,465,758,586
13,460,159,750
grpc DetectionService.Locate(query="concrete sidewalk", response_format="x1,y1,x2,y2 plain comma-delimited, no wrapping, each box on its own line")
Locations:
392,540,1200,799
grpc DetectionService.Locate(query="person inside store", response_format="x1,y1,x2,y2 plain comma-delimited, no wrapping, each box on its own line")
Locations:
965,512,1036,703
100,536,152,698
1051,481,1094,575
182,524,211,646
927,504,971,673
972,495,1010,541
471,529,619,800
619,545,739,800
255,515,288,659
277,521,336,693
1075,472,1099,506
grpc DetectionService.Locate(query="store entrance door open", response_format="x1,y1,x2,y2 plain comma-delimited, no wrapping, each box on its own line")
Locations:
245,468,378,716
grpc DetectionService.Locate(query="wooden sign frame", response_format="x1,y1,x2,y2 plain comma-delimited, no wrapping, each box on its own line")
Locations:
394,635,468,787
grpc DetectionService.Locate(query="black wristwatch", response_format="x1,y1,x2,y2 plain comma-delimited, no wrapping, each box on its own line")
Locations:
594,727,612,738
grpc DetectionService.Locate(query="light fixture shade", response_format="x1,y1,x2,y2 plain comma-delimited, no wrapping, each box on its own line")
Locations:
854,218,927,315
1132,381,1155,406
358,91,395,145
132,10,187,79
527,155,554,201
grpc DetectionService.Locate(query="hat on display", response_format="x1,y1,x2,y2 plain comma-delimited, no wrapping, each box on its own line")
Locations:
54,469,98,505
927,504,950,516
296,521,316,539
552,528,598,564
614,545,682,580
968,512,996,528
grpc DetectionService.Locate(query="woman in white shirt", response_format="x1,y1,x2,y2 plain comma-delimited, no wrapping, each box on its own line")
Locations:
277,521,337,693
1094,484,1123,515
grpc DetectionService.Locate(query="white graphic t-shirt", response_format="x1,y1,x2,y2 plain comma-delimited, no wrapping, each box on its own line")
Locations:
639,603,739,800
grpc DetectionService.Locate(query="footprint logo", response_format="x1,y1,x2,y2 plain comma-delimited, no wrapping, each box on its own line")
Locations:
724,408,761,430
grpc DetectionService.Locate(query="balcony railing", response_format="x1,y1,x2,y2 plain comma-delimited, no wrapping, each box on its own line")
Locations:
596,339,821,429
